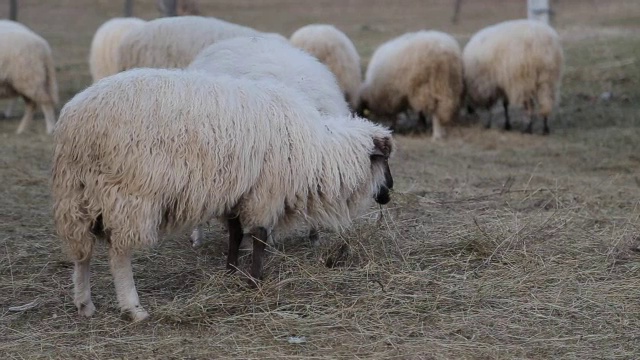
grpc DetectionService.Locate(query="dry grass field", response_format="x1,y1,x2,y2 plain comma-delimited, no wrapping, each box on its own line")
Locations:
1,0,640,358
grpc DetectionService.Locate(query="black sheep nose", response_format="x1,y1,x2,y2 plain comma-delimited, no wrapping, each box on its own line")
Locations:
374,186,391,205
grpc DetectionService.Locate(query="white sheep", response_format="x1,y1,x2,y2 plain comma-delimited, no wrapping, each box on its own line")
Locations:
357,30,464,140
117,16,284,70
290,24,362,110
89,17,146,82
187,35,351,248
463,19,564,134
0,20,58,134
52,68,394,321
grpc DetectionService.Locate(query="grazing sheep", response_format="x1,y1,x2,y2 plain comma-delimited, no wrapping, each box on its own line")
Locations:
117,16,284,70
290,24,362,110
89,17,146,82
52,68,394,321
357,30,463,140
0,20,58,134
188,35,351,248
463,19,564,134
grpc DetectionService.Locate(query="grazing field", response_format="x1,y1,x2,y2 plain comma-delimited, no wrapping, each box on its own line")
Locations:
1,0,640,358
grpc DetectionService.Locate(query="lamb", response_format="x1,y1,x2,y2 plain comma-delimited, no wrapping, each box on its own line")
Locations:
117,16,284,70
187,35,351,248
356,30,463,140
462,19,564,134
89,17,146,82
0,20,58,134
289,24,362,110
52,68,394,321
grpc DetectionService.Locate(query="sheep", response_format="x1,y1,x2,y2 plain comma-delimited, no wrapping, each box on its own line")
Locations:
462,19,564,134
117,16,285,71
289,24,362,110
89,17,146,82
52,68,394,321
0,20,58,134
356,30,463,140
187,35,351,248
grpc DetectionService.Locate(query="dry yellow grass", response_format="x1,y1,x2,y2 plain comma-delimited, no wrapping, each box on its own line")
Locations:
1,1,640,359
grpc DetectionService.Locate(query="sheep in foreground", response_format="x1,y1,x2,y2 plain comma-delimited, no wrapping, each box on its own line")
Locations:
52,68,394,321
188,35,351,248
117,16,283,70
0,20,58,134
463,19,564,134
357,30,463,140
290,24,362,110
89,17,146,82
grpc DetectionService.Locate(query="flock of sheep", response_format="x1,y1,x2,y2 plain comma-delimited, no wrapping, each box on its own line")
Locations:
0,13,564,322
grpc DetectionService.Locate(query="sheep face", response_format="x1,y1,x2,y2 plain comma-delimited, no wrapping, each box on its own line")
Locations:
371,136,394,205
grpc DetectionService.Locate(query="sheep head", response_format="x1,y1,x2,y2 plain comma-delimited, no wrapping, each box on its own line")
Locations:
371,136,394,205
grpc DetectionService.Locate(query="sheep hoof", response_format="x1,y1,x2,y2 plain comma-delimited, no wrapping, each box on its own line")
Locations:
125,306,150,322
77,301,96,317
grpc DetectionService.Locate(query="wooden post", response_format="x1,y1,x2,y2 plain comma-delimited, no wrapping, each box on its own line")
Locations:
157,0,178,17
10,0,18,21
451,0,463,24
528,0,551,24
124,0,133,17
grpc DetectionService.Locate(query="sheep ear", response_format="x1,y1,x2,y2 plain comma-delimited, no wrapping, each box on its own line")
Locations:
372,137,391,158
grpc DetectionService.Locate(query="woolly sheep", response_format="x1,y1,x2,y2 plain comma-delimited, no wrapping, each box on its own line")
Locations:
463,19,564,134
117,16,285,70
187,35,351,248
52,68,394,321
290,24,362,110
0,20,58,134
89,17,146,82
357,30,463,140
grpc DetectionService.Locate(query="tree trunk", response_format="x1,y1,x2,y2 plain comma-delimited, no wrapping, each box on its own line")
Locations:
124,0,133,17
10,0,18,21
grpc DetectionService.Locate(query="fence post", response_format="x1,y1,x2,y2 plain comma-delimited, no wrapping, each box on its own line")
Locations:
527,0,551,24
124,0,133,17
10,0,18,21
157,0,178,17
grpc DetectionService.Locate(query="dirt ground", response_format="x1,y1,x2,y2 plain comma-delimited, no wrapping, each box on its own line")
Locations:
1,1,640,359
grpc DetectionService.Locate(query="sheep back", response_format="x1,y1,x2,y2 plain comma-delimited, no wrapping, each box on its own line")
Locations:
89,17,146,82
463,19,564,115
290,24,362,110
360,30,463,124
0,22,58,105
117,16,269,70
188,35,350,117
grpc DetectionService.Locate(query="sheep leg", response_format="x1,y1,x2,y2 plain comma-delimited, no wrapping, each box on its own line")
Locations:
109,249,149,322
308,228,320,247
542,116,550,135
73,257,95,317
3,98,16,118
41,102,57,135
523,99,535,134
15,99,36,134
226,216,243,272
431,115,445,140
503,100,511,131
249,227,268,283
190,226,202,248
484,111,492,129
